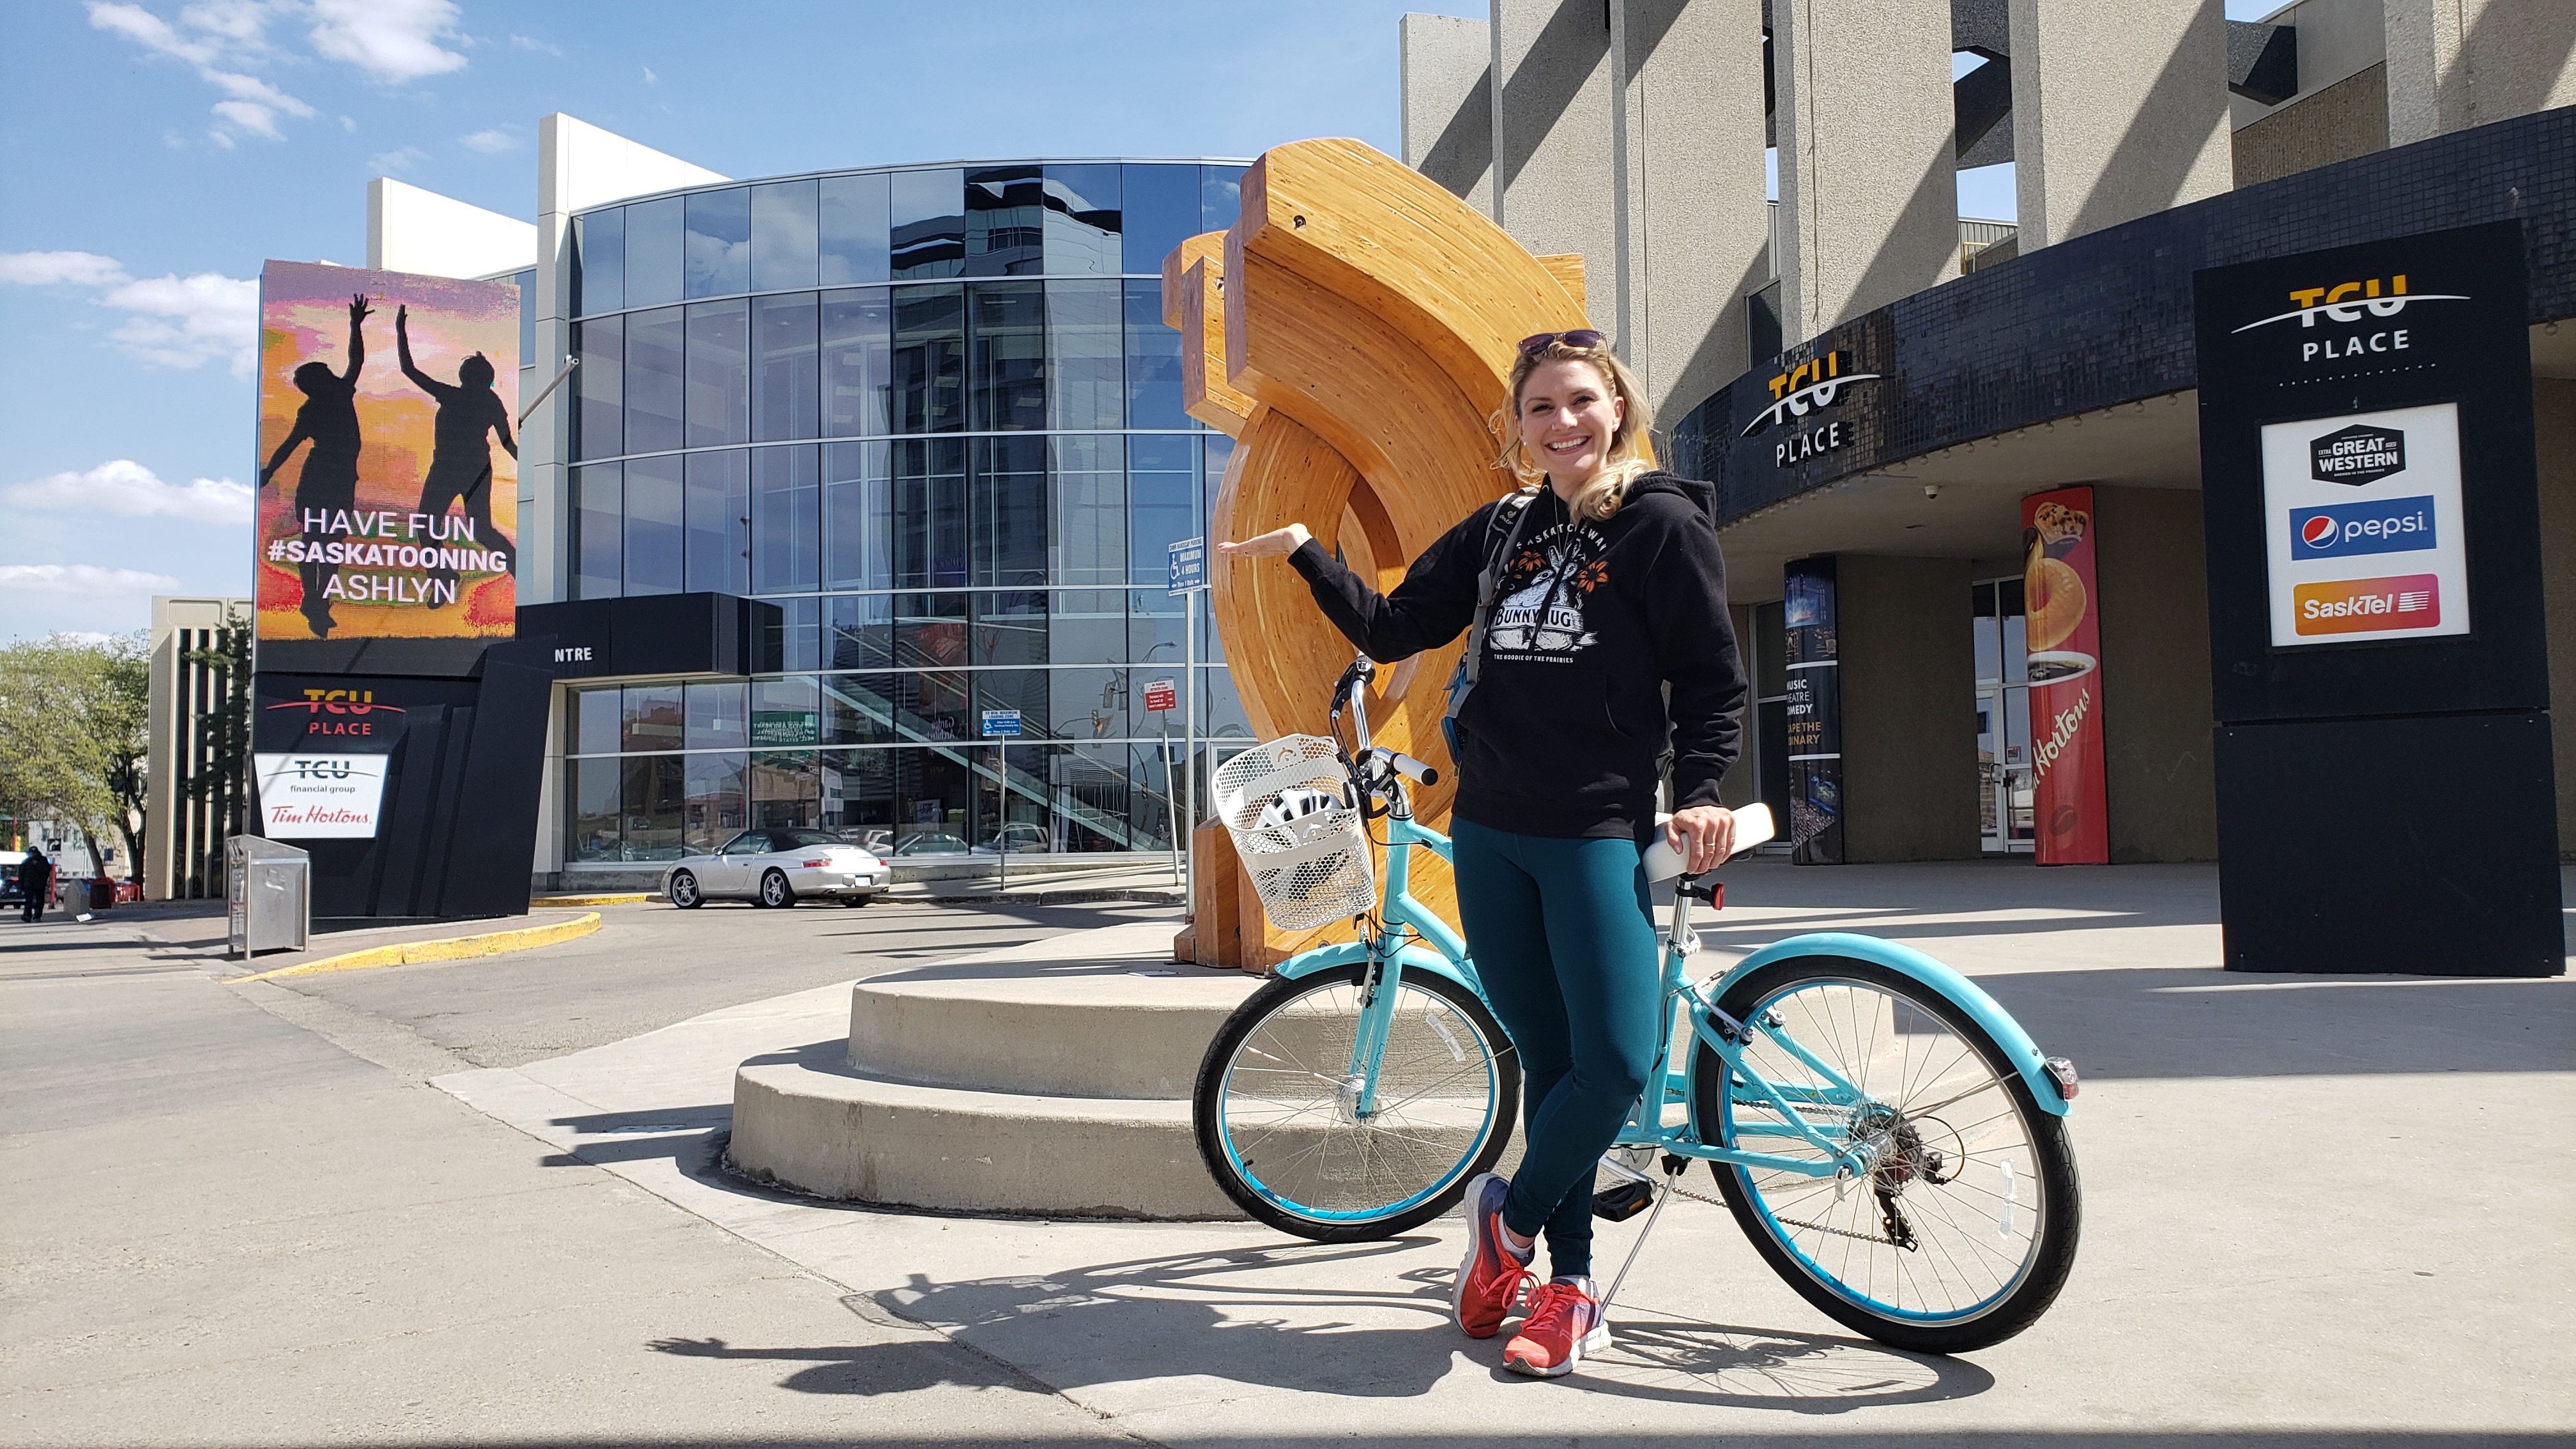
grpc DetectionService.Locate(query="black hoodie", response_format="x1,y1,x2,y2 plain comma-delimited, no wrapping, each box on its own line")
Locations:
1289,471,1747,840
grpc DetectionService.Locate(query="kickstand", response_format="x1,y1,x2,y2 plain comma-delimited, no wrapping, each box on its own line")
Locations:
1600,1158,1687,1313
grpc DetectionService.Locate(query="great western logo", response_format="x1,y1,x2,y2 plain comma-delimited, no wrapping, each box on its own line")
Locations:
2291,574,2441,637
2289,494,2435,560
1742,348,1882,466
2311,424,2404,483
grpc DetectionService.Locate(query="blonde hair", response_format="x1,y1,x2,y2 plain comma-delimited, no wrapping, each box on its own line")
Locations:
1493,337,1657,523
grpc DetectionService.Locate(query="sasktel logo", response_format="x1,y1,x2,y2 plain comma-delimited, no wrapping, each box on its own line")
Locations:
2292,574,2441,636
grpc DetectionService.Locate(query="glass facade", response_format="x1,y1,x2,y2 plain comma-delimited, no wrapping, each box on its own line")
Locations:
563,161,1251,864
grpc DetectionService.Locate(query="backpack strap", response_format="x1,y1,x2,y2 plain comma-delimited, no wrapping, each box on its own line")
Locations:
1441,490,1539,756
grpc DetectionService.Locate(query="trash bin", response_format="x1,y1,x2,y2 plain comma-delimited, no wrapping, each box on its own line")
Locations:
226,836,309,958
88,877,116,912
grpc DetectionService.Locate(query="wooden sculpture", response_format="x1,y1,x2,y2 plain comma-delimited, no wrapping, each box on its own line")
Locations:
1163,138,1616,970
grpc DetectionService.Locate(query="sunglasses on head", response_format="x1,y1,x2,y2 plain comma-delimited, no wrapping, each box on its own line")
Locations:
1517,329,1606,355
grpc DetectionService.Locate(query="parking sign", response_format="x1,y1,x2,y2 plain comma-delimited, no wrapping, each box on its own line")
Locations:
1167,537,1204,594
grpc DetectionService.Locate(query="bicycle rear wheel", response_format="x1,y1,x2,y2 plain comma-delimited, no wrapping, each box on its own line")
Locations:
1690,955,2080,1354
1194,962,1518,1243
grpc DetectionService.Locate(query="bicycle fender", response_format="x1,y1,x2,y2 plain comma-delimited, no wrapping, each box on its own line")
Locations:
1714,932,2073,1117
1270,940,1477,995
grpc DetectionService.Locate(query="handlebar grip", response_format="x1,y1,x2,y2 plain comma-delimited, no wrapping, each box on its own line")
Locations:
1385,751,1439,786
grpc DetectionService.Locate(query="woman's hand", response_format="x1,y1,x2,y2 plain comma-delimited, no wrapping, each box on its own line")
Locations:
1666,804,1736,875
1216,523,1311,558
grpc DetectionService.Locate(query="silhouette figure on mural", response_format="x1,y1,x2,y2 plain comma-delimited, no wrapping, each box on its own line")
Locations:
259,293,370,639
396,305,518,597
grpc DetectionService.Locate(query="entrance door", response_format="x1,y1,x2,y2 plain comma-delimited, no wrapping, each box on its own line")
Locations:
1973,579,2035,854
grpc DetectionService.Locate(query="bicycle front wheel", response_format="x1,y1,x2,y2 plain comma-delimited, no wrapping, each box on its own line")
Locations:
1194,962,1519,1243
1691,955,2080,1354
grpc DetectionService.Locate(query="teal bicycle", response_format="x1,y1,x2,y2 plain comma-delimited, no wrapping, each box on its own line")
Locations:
1192,657,2082,1354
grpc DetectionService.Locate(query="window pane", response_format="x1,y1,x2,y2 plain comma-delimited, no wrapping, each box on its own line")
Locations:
1128,433,1197,582
1048,587,1128,666
684,187,751,298
1124,280,1186,429
820,172,892,285
752,293,818,441
969,282,1047,431
818,748,893,836
974,590,1048,665
623,455,683,594
1051,434,1124,586
751,675,820,746
750,179,819,292
891,286,965,434
1046,280,1121,432
1199,666,1250,739
1129,588,1185,663
624,306,684,454
1200,165,1245,234
973,434,1048,587
569,686,623,755
625,195,684,309
514,270,536,367
686,680,747,749
572,463,621,599
889,167,964,280
823,439,892,590
684,448,749,594
567,756,623,861
685,298,749,447
893,744,972,850
893,438,967,587
573,316,621,459
900,667,971,741
1043,164,1122,275
683,751,747,854
895,594,970,677
573,207,623,315
1048,665,1128,739
974,669,1048,731
965,165,1045,277
750,749,821,829
826,594,893,671
753,443,819,593
755,594,821,672
622,684,683,751
820,288,890,438
1120,164,1199,281
621,754,685,859
822,673,894,744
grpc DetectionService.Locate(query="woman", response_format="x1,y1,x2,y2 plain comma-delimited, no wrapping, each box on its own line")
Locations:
1219,331,1746,1377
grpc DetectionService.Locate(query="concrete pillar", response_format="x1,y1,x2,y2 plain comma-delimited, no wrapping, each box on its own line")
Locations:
1491,0,1618,335
1837,555,1981,862
2384,0,2576,147
1771,0,1960,340
2092,486,2218,862
2009,0,2232,251
2535,378,2576,859
1402,12,1494,215
1616,0,1770,425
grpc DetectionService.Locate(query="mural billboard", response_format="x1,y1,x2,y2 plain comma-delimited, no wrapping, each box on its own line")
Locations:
254,261,518,642
2021,486,2108,864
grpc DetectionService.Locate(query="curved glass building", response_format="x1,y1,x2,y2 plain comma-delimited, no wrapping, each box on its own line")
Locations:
542,158,1250,871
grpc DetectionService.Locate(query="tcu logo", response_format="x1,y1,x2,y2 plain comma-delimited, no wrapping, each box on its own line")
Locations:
2234,273,2472,335
1742,348,1883,438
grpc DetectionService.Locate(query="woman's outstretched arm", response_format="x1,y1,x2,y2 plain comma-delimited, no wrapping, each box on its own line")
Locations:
1220,510,1486,663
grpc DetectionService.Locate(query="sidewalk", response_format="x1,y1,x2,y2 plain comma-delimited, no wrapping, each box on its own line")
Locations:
888,859,1187,906
431,858,2576,1445
4,899,608,981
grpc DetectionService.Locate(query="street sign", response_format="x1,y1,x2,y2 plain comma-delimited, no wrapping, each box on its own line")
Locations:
1167,536,1205,594
980,709,1023,738
1142,678,1177,713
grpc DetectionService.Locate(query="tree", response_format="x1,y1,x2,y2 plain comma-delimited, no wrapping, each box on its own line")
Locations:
0,632,151,880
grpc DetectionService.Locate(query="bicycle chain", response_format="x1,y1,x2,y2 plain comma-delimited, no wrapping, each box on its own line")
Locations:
1650,1167,1904,1248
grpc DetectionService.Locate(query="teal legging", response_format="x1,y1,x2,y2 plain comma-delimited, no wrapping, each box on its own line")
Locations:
1451,816,1662,1279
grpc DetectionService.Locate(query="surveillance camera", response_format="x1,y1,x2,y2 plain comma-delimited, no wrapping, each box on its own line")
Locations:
1924,485,1942,500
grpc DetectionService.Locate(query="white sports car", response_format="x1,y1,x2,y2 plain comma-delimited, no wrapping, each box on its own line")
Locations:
662,827,891,909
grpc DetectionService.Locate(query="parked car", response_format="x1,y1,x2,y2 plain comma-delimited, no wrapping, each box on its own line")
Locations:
891,832,970,857
841,827,894,855
661,828,890,909
972,822,1051,854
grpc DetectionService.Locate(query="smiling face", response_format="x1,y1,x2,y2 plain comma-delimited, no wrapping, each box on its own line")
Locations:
1515,358,1625,493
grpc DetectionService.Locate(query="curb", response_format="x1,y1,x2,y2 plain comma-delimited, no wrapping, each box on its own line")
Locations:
532,893,656,907
228,911,604,984
899,887,1186,907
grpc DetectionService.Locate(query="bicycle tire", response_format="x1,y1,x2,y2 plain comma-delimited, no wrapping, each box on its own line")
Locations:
1194,962,1519,1243
1689,954,2080,1354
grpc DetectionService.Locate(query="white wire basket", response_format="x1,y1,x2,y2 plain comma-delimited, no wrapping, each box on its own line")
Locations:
1211,734,1377,931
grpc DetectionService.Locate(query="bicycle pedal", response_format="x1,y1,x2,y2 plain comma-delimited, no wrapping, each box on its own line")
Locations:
1591,1181,1655,1222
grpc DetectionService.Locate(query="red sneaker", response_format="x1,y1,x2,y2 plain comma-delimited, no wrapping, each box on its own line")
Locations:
1503,1275,1609,1377
1450,1172,1533,1338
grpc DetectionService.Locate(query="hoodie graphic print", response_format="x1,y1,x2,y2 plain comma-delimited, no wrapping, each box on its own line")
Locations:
1487,522,1608,660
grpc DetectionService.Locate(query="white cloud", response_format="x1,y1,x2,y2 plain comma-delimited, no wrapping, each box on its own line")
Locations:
458,127,518,154
509,33,560,55
6,461,254,525
88,1,312,143
642,65,658,83
369,145,429,172
211,98,282,138
0,253,258,376
0,251,130,288
308,0,466,82
0,564,187,596
207,128,238,149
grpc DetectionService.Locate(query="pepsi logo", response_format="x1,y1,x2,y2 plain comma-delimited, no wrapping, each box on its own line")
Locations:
2301,516,2337,548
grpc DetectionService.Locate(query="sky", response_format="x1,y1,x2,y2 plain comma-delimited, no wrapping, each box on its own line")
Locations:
0,0,2280,643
